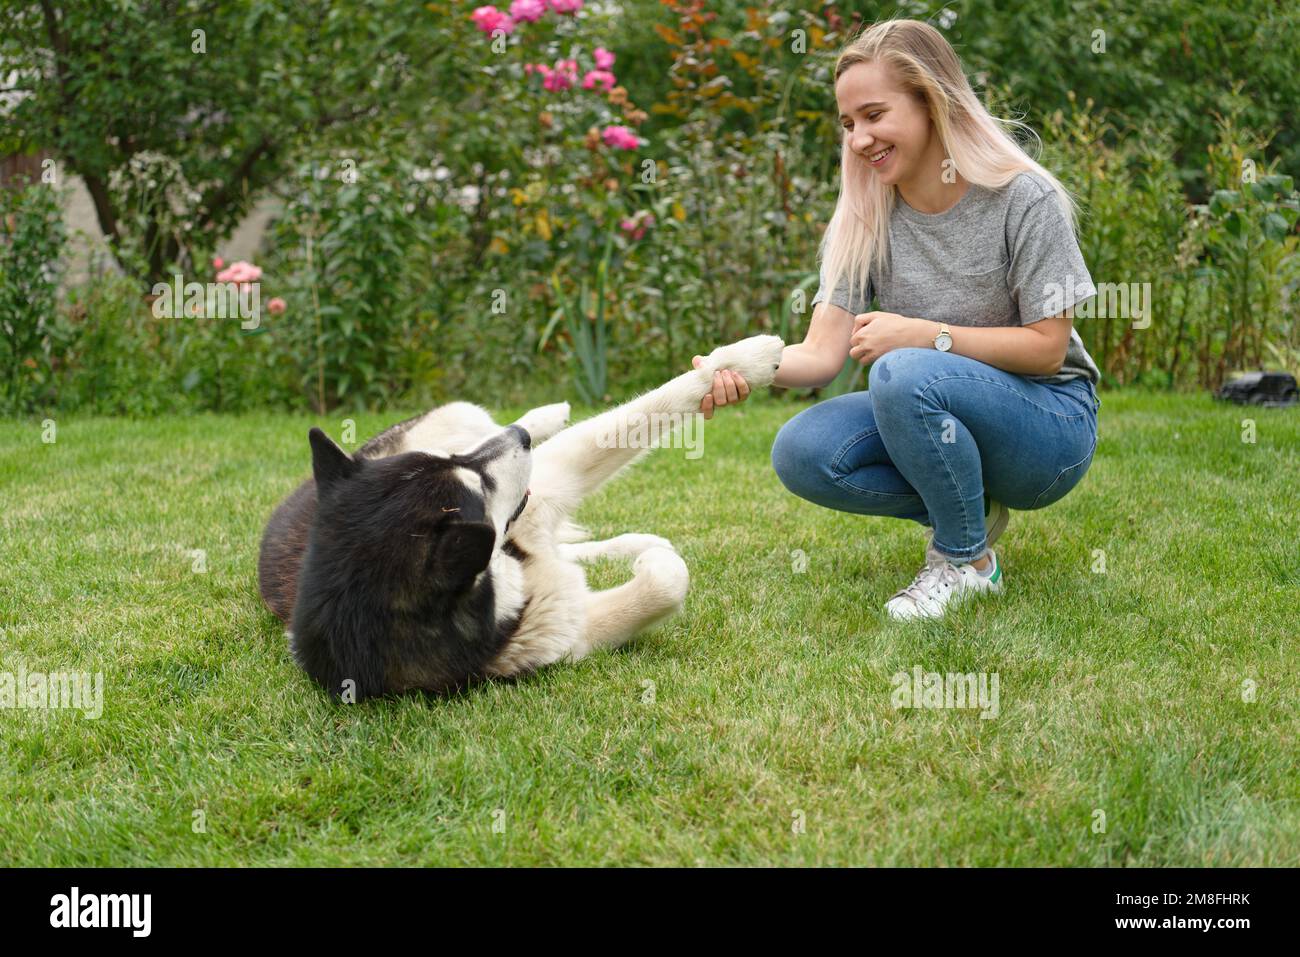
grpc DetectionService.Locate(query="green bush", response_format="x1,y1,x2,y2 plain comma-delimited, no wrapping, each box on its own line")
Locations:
49,271,301,417
263,153,436,413
0,179,67,415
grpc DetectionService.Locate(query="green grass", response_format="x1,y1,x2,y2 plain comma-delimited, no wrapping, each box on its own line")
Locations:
1,390,1297,866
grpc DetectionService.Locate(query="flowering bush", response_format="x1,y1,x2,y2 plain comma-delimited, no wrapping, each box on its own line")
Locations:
453,0,659,396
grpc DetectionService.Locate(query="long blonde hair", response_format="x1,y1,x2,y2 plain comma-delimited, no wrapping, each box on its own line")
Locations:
819,18,1082,309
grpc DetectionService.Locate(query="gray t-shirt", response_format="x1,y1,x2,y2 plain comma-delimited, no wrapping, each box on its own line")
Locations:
811,171,1101,386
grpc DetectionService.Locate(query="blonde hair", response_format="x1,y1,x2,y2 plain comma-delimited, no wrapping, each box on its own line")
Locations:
819,18,1082,311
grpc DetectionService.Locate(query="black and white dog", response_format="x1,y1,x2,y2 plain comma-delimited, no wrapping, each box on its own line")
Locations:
257,335,784,700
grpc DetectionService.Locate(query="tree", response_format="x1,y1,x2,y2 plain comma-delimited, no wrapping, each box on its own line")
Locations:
0,0,450,285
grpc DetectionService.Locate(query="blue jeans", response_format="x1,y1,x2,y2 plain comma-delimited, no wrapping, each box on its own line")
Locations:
770,348,1100,563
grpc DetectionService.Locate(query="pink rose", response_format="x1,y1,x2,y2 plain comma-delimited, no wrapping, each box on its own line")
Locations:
601,125,639,150
216,260,263,284
538,58,579,91
549,0,583,12
593,46,615,70
509,0,546,22
267,297,286,315
471,6,515,34
582,69,616,92
212,256,224,269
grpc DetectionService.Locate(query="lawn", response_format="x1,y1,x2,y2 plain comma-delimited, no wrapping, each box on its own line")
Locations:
1,390,1297,866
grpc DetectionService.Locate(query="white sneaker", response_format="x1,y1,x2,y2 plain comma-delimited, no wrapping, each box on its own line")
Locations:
885,546,1004,621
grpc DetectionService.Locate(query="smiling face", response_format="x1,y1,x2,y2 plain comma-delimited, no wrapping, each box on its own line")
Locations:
836,60,938,190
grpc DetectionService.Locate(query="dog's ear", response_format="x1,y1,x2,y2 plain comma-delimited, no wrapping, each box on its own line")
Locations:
430,521,496,591
309,427,360,488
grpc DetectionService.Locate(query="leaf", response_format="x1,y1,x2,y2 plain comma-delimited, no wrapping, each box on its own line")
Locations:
537,304,564,352
1210,190,1239,215
1262,212,1290,242
1262,173,1294,194
1248,182,1276,202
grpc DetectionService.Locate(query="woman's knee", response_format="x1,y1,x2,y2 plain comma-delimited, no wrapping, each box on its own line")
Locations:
771,413,834,497
867,347,934,399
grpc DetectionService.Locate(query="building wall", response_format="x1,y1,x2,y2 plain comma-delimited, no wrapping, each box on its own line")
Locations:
3,150,280,291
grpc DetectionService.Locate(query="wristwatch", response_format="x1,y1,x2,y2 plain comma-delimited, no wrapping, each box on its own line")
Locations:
933,322,953,352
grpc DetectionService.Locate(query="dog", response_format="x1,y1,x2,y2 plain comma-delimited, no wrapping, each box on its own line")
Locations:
257,334,785,700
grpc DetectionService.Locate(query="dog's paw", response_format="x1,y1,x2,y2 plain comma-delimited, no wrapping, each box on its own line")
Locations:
614,533,676,557
515,401,570,443
702,335,785,388
633,546,690,603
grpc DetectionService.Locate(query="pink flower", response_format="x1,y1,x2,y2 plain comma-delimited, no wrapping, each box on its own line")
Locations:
216,260,263,284
601,125,639,150
582,69,616,92
212,256,224,269
267,297,287,315
620,211,655,241
471,6,515,34
593,46,615,70
548,0,583,12
537,58,579,91
509,0,546,22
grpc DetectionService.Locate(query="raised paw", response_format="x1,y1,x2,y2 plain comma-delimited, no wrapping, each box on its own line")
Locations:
514,401,571,443
701,335,785,389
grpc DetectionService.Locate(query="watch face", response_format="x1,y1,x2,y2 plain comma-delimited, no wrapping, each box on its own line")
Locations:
936,332,952,351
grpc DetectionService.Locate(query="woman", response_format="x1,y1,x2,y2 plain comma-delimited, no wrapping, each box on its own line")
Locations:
694,18,1102,621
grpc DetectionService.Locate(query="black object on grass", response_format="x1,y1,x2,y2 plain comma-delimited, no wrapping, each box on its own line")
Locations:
1214,370,1299,407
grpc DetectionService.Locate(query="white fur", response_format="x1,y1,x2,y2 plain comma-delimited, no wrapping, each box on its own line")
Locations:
390,335,784,679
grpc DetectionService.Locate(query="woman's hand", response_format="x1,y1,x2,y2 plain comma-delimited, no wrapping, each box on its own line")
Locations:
848,312,926,364
692,355,750,419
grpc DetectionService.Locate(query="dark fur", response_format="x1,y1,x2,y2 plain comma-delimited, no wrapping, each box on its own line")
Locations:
257,425,528,701
256,412,428,622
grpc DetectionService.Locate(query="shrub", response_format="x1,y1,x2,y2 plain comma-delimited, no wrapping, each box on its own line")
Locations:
0,178,67,415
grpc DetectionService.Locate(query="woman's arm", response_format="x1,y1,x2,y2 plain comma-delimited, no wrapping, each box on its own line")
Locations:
775,301,855,388
852,312,1074,377
695,302,1073,417
695,302,853,417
